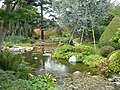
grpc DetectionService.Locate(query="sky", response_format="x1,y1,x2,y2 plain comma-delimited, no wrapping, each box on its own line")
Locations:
111,0,120,4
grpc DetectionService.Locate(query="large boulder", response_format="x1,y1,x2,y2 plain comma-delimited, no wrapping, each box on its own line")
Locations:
69,55,77,63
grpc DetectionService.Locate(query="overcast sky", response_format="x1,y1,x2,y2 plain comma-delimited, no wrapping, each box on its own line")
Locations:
111,0,120,4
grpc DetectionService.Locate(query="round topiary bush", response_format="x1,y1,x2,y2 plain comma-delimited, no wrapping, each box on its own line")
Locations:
107,50,120,72
100,45,115,57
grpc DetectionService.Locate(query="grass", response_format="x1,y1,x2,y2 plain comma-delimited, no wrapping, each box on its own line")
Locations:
3,41,32,47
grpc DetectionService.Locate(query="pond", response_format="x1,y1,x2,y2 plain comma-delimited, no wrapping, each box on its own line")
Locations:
24,52,99,76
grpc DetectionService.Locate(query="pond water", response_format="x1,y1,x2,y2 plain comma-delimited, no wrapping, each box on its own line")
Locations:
29,53,99,76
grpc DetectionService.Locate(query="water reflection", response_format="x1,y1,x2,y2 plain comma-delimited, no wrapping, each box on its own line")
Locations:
45,57,67,74
32,54,99,75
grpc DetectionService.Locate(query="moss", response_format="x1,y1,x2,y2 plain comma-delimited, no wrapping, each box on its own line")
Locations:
98,16,120,49
107,50,120,72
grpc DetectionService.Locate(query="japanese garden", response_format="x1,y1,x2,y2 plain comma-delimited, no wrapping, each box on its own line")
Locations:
0,0,120,90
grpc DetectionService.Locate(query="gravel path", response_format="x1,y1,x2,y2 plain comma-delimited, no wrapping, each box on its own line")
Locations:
55,72,120,90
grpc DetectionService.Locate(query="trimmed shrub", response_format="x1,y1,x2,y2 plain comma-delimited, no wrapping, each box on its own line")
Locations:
110,28,120,47
98,16,120,49
100,45,115,57
107,50,120,72
83,55,104,67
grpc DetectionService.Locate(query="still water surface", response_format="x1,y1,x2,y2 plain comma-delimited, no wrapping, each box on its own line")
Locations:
33,54,99,75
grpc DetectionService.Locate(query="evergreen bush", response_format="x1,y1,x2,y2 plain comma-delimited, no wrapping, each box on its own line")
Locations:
100,45,115,57
107,50,120,72
99,16,120,49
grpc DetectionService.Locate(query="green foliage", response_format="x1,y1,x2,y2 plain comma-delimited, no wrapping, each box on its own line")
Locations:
111,5,120,17
107,50,120,72
0,50,32,79
0,69,58,90
29,74,58,90
94,25,106,41
74,45,94,54
5,35,28,44
52,0,110,34
76,53,85,62
0,0,37,21
111,28,120,46
53,44,95,62
73,37,81,43
3,41,14,48
0,10,18,21
0,69,31,90
52,44,74,59
15,5,37,20
98,16,120,49
73,45,95,62
100,45,115,57
27,38,36,44
3,41,32,47
83,55,104,67
60,38,73,45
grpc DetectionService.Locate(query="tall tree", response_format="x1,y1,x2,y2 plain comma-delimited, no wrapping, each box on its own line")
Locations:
52,0,111,48
0,0,37,48
25,0,55,40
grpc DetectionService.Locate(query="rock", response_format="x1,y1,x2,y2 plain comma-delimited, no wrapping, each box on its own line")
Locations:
43,53,51,57
112,75,120,82
34,57,38,60
108,78,115,82
105,86,115,90
87,72,91,75
113,82,120,85
69,55,77,63
25,47,33,51
92,75,99,79
10,46,26,52
73,71,81,76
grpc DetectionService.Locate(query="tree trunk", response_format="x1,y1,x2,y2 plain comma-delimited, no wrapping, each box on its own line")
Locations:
40,0,44,40
0,22,9,48
0,31,6,48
